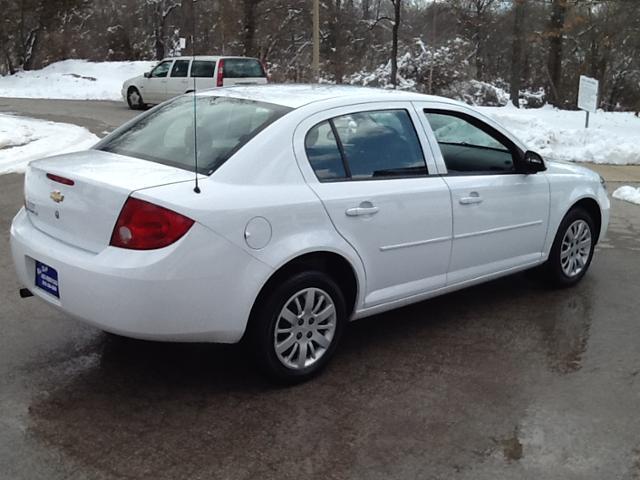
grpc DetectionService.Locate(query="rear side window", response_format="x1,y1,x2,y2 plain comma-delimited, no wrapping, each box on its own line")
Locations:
171,60,190,78
305,121,347,181
191,61,216,78
305,109,427,181
98,96,291,175
223,59,266,78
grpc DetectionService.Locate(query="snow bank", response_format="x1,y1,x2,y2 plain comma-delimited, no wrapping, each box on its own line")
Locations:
612,186,640,205
0,114,99,174
478,104,640,165
0,60,157,101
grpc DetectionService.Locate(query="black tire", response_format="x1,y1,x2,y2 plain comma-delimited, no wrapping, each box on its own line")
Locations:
543,207,596,288
126,87,146,110
248,271,346,384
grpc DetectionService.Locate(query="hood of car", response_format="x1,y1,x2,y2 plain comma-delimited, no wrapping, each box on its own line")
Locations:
544,158,600,181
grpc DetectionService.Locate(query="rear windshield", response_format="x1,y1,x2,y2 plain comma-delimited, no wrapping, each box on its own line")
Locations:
224,59,266,78
97,96,291,175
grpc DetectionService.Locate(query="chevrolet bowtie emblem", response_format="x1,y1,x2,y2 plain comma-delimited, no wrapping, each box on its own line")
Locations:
50,190,64,203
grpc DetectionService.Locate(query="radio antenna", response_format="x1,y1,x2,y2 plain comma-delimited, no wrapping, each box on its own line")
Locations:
191,2,201,194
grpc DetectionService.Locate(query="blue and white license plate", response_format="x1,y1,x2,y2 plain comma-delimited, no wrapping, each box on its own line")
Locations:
35,261,60,298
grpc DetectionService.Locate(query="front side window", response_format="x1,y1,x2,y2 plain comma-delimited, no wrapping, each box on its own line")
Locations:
191,61,216,78
98,96,291,175
150,61,173,78
424,111,517,174
171,60,190,78
305,109,427,181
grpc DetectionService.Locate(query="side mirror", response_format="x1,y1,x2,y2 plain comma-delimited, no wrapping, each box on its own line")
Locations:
144,72,151,78
521,150,546,173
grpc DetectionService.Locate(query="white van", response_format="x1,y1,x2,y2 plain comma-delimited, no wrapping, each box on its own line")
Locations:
122,56,268,109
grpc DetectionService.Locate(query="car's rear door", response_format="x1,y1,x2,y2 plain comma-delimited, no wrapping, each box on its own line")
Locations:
190,59,217,90
221,58,267,86
166,59,191,99
294,102,452,308
414,102,550,285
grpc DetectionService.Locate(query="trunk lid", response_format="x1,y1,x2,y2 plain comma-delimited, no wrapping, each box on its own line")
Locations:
24,150,196,253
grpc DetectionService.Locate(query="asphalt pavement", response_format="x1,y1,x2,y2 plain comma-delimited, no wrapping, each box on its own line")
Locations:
1,98,640,479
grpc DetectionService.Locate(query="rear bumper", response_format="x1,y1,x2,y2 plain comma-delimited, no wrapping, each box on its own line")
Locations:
10,208,272,343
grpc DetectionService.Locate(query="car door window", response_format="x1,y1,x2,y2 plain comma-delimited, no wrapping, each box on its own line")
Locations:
171,60,190,78
150,61,172,78
424,111,518,174
305,121,348,181
305,109,427,181
191,61,216,78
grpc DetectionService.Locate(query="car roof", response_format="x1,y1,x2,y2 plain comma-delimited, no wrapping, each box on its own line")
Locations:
163,56,260,61
195,84,463,109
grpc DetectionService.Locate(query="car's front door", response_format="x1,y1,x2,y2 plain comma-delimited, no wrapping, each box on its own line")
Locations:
294,103,453,308
167,59,191,99
144,60,173,103
416,103,550,285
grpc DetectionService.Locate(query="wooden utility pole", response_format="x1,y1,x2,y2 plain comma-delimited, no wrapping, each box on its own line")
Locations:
312,0,320,82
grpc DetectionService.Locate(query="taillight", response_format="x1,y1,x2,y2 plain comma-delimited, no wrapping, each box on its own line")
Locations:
110,197,194,250
216,59,224,87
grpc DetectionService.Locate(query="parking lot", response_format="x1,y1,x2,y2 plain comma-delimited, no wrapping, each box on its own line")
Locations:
1,98,640,479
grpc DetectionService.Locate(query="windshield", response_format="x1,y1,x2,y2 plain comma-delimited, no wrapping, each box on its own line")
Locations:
98,96,291,175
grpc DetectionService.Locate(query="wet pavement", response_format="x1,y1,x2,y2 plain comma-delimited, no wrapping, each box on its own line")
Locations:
1,169,639,479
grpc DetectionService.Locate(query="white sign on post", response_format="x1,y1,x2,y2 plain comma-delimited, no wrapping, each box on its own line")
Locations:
578,75,598,128
179,37,187,50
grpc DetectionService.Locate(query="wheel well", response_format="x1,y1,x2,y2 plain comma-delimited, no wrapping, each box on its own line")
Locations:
252,252,359,318
127,86,139,93
571,198,602,243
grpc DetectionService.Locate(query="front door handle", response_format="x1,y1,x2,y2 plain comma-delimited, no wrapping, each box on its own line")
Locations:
346,202,379,217
459,192,483,205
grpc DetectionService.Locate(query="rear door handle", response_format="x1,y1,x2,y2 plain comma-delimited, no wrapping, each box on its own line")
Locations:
346,202,379,216
459,192,483,205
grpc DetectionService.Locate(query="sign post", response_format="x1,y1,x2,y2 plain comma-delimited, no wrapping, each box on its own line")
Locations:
578,75,599,128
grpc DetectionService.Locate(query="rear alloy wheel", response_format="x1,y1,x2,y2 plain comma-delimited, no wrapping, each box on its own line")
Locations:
545,208,596,287
250,271,346,383
127,87,145,110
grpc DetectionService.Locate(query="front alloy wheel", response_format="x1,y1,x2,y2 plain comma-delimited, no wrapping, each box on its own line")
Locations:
545,207,596,287
250,271,346,383
560,219,592,278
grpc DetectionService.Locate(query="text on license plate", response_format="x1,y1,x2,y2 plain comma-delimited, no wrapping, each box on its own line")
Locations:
35,261,60,298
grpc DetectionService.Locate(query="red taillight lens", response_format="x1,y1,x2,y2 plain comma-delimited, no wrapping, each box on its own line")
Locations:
216,59,224,87
47,173,75,186
110,197,194,250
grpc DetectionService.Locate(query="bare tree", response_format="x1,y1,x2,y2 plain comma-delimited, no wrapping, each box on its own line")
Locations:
510,0,526,107
547,0,569,106
389,0,400,88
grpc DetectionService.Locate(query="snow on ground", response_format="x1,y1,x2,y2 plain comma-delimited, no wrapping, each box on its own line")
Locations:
612,186,640,205
0,114,99,174
478,104,640,165
0,60,156,101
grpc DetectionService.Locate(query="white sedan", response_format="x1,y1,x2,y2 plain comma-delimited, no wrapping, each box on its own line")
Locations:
11,85,609,382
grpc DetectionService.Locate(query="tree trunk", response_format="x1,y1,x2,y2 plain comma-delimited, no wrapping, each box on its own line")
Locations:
331,0,343,83
510,0,526,107
390,0,401,88
242,0,259,57
181,0,195,53
154,25,165,60
547,0,568,107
